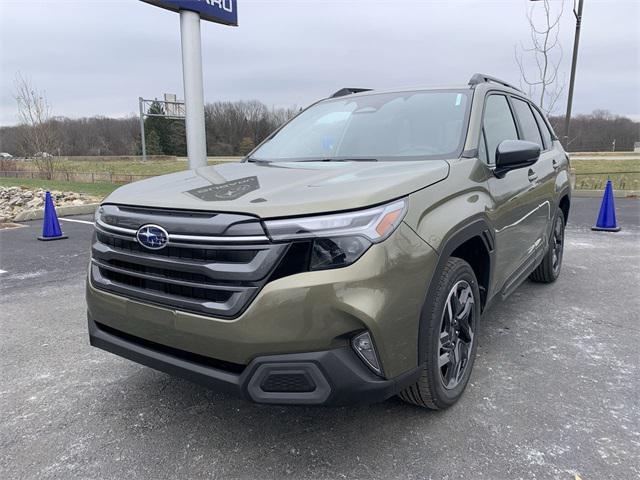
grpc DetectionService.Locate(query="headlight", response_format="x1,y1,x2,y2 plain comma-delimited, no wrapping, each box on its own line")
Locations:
309,236,371,270
264,199,407,242
264,199,407,270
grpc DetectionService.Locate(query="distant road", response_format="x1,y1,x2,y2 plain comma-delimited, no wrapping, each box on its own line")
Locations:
570,155,639,161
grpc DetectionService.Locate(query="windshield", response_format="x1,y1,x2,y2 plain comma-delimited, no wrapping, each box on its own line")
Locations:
250,90,470,162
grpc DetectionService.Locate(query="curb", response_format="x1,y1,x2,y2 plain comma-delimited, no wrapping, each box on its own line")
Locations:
572,190,638,199
13,203,99,222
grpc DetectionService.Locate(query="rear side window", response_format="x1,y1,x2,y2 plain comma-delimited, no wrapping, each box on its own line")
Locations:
531,107,553,149
482,95,519,163
512,98,543,147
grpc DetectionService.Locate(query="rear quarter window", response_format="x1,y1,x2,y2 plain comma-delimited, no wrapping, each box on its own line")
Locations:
531,107,554,150
512,98,543,148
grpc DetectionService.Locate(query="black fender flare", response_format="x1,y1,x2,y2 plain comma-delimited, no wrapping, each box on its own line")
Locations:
416,216,494,365
557,186,572,221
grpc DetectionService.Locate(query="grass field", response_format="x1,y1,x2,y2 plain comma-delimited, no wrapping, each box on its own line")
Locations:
571,159,640,191
1,157,638,198
0,178,119,197
13,157,238,176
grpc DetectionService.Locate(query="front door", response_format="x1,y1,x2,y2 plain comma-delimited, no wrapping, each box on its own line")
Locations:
481,94,548,295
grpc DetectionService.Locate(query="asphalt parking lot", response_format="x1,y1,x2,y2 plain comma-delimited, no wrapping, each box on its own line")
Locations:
1,197,639,480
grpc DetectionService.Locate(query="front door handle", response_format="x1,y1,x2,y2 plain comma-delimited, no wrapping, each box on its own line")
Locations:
552,159,559,170
528,169,538,182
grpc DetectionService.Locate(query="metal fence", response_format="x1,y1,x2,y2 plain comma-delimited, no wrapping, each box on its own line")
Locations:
558,137,640,153
0,170,154,184
3,168,639,191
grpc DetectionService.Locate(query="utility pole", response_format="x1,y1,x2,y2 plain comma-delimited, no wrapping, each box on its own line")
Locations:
564,0,585,145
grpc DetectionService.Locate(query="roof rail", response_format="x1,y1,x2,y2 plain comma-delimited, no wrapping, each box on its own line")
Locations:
468,73,523,93
330,88,372,98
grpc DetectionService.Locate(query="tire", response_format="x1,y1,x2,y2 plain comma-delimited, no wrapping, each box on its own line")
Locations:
529,208,565,283
399,257,481,410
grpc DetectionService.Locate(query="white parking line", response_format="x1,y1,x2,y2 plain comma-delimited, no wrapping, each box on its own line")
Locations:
59,218,94,225
0,269,7,274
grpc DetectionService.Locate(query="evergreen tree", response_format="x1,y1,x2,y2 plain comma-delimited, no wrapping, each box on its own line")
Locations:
145,129,163,155
143,101,188,156
165,120,187,156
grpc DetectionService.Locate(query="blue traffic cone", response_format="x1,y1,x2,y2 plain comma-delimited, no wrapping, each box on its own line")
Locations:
592,180,621,232
38,191,68,241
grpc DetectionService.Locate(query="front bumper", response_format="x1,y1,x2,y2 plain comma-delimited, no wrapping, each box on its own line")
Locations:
87,223,438,379
89,315,421,405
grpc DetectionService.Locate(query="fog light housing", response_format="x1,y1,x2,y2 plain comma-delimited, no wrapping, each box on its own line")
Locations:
352,331,383,376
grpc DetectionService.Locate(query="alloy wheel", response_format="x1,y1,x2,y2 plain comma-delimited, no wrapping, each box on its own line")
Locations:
438,280,476,390
551,215,564,275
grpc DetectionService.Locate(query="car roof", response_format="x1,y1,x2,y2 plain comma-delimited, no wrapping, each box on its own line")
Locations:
329,84,470,98
328,82,526,100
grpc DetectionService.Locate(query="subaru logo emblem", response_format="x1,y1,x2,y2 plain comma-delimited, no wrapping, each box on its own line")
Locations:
136,224,169,250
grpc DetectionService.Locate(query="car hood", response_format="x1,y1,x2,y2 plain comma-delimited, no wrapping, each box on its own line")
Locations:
103,160,450,218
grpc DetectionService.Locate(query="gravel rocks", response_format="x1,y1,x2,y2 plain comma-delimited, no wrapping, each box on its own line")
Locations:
0,186,100,222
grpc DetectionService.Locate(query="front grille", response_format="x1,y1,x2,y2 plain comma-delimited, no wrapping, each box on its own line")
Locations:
98,268,234,303
91,204,288,318
96,231,258,263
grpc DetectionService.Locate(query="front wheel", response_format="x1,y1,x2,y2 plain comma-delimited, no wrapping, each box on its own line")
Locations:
530,208,565,283
399,257,480,410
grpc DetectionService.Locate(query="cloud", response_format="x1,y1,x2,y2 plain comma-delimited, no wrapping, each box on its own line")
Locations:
0,0,638,125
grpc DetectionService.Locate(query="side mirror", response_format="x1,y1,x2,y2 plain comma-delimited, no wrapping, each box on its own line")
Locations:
494,140,540,177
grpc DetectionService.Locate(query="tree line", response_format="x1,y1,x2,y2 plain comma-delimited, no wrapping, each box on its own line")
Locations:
1,104,637,158
549,110,639,152
0,100,298,158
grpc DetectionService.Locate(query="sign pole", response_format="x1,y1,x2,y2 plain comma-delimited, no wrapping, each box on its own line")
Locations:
138,97,147,161
179,10,208,170
140,0,237,170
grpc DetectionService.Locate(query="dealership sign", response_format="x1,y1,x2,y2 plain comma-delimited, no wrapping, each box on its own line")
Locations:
139,0,238,169
141,0,238,26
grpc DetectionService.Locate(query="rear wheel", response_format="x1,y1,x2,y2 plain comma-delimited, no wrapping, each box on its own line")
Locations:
399,257,480,409
530,208,565,283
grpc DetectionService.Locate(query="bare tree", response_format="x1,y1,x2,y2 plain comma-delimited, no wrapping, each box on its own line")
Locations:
14,73,61,179
548,110,640,152
515,0,565,114
204,100,296,155
269,105,299,130
0,98,298,158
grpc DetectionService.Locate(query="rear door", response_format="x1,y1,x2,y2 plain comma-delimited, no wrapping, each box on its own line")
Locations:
481,94,546,295
510,97,554,250
531,105,567,237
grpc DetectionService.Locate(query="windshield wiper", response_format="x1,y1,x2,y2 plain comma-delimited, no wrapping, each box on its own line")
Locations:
246,157,378,163
296,158,379,163
246,157,273,163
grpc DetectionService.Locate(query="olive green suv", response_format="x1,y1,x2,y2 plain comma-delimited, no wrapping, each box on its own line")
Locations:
87,74,571,409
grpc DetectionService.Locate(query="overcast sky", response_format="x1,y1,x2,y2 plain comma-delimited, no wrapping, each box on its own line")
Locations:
0,0,638,126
